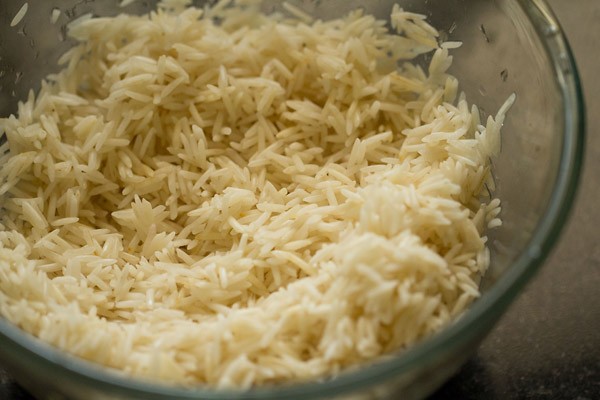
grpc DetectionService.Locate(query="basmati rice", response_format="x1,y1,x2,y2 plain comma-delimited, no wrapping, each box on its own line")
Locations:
0,0,513,388
50,8,61,25
10,3,28,27
119,0,139,8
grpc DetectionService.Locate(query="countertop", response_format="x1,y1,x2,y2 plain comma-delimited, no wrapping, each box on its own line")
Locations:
1,0,599,399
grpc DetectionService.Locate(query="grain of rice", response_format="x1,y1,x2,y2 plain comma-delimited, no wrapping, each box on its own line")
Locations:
282,2,314,24
50,8,61,24
119,0,139,7
10,3,28,27
0,0,512,389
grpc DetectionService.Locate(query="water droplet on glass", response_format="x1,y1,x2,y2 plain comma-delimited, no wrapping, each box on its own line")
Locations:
449,21,458,34
528,245,542,259
58,25,68,42
544,25,559,37
479,24,490,43
558,53,571,74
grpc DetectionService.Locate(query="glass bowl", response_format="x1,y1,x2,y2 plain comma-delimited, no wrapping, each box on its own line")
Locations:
0,0,584,399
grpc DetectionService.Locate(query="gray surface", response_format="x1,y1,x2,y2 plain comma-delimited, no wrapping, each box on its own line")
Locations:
0,0,599,399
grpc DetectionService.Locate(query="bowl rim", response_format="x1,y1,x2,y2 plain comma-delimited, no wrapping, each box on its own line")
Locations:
0,0,585,398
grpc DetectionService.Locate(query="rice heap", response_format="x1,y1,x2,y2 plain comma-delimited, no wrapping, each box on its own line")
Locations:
0,0,513,388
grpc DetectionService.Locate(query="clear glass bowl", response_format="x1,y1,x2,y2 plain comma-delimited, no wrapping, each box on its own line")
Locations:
0,0,584,399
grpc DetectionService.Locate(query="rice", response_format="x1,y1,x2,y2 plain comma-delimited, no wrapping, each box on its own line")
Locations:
282,2,314,23
50,8,61,25
10,3,28,27
0,0,513,389
119,0,139,7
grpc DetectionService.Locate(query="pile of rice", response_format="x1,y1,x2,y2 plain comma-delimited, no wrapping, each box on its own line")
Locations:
0,0,514,388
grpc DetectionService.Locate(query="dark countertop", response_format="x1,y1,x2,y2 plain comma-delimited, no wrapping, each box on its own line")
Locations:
1,1,599,399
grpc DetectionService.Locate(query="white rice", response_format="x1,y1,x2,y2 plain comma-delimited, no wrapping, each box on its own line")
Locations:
50,8,61,24
119,0,139,7
0,0,513,388
282,2,314,23
10,3,28,27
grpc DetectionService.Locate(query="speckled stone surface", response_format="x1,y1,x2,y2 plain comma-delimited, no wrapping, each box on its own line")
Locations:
1,1,599,399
